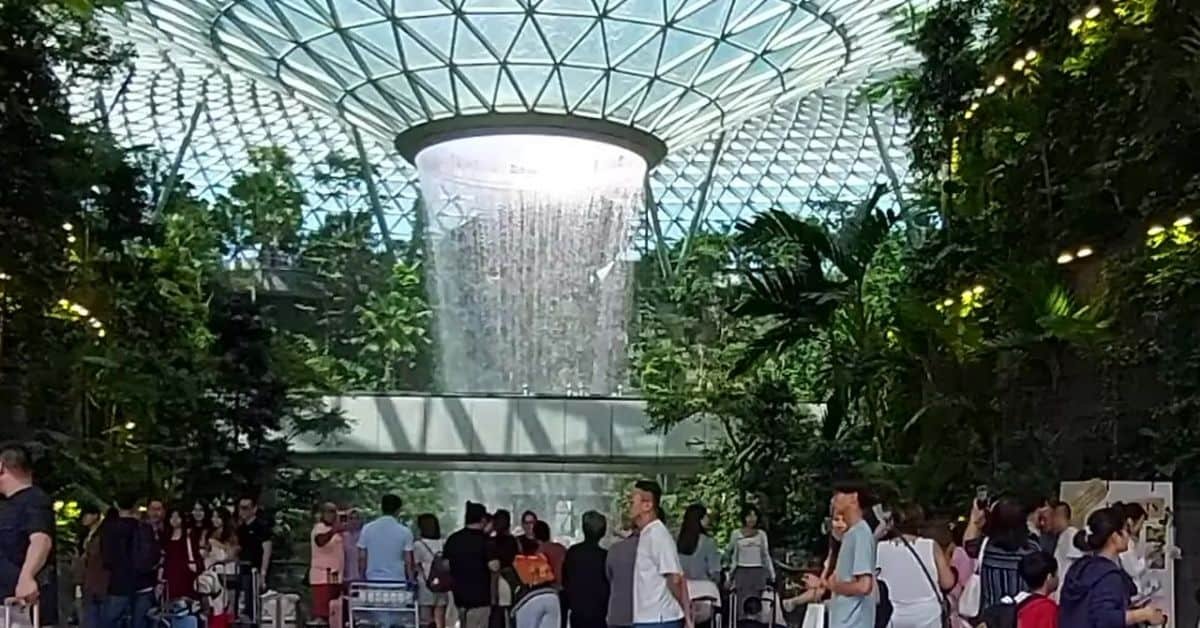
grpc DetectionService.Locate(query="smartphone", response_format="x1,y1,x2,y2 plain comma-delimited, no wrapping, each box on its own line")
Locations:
975,485,989,507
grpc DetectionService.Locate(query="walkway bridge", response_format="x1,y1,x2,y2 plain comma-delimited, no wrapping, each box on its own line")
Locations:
293,394,718,474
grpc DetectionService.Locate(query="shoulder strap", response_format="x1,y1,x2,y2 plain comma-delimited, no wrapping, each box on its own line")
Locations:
975,537,989,575
898,536,944,603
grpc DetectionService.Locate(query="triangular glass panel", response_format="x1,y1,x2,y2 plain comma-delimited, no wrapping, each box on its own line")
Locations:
456,64,502,103
676,0,731,34
405,15,456,58
276,3,330,39
507,18,553,62
562,21,606,67
533,0,598,16
534,67,568,112
397,29,444,70
613,28,663,74
601,20,658,65
562,67,606,114
509,63,553,105
452,22,497,63
464,13,524,56
330,1,389,27
535,15,595,61
493,68,526,109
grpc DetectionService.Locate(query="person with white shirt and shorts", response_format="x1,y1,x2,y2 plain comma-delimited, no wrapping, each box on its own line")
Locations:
628,480,693,628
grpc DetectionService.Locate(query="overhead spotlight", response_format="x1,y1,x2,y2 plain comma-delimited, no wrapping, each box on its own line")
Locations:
1057,252,1075,264
1147,225,1166,236
1085,5,1101,18
1174,216,1194,228
1012,58,1027,71
1069,17,1084,31
1076,246,1094,258
1025,49,1039,61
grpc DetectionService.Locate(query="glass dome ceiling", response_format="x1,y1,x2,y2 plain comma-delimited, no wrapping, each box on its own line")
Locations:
78,0,922,243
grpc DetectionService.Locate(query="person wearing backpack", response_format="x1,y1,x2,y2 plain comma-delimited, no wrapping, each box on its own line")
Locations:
511,536,560,628
101,492,161,628
976,551,1058,628
414,514,451,628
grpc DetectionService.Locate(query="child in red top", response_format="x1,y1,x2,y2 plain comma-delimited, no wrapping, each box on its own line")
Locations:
1017,551,1060,628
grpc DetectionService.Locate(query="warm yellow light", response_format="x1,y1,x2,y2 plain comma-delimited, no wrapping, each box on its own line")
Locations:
1147,225,1166,236
1174,216,1193,228
124,421,136,430
1076,246,1094,258
70,304,89,317
972,285,985,295
942,298,955,307
969,102,981,111
1057,252,1075,264
1012,58,1026,72
62,223,73,232
53,500,64,512
1069,17,1084,31
1085,6,1101,18
993,75,1007,87
964,110,974,119
1025,49,1039,61
97,329,106,338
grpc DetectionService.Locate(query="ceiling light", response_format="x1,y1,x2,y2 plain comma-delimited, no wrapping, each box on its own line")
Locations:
1085,6,1101,18
1076,246,1094,258
1057,252,1075,264
1147,225,1165,236
1012,58,1026,72
1174,216,1193,227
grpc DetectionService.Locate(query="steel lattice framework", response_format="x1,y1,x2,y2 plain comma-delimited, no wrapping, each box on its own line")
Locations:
78,0,921,243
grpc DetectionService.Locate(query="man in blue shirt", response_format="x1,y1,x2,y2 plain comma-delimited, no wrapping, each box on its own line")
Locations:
826,482,877,628
357,494,415,582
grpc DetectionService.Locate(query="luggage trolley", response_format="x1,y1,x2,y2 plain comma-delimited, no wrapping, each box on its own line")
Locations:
346,581,418,628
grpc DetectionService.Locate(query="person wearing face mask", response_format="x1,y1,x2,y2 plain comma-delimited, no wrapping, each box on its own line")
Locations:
1059,507,1165,628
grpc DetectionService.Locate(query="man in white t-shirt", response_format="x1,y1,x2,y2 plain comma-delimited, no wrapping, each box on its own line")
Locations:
628,480,692,628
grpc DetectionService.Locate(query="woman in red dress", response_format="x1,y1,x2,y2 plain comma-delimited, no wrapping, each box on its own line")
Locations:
162,507,203,601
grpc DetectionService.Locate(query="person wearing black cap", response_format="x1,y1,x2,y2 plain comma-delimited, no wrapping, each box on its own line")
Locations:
445,502,493,628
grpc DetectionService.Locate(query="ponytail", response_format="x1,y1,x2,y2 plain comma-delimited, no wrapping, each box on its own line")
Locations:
1074,506,1125,552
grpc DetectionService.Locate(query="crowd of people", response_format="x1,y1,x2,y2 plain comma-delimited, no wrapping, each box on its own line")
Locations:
0,440,1176,628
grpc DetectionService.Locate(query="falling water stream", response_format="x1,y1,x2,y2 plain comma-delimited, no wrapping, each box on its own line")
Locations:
415,134,646,394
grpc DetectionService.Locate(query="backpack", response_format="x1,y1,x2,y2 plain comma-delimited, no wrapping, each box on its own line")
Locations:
875,577,894,628
132,521,160,577
513,553,554,588
976,593,1039,628
420,541,454,594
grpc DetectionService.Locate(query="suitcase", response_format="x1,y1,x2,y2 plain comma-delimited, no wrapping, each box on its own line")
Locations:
3,598,39,628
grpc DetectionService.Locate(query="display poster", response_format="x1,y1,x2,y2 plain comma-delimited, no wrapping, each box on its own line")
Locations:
1060,480,1176,628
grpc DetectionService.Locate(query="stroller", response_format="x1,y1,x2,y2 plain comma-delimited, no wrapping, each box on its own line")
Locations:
727,588,785,628
688,580,723,628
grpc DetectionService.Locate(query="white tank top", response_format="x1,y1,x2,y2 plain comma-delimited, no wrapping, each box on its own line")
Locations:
876,537,940,606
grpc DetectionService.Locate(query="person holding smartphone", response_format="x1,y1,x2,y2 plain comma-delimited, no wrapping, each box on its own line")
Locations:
1059,507,1166,628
